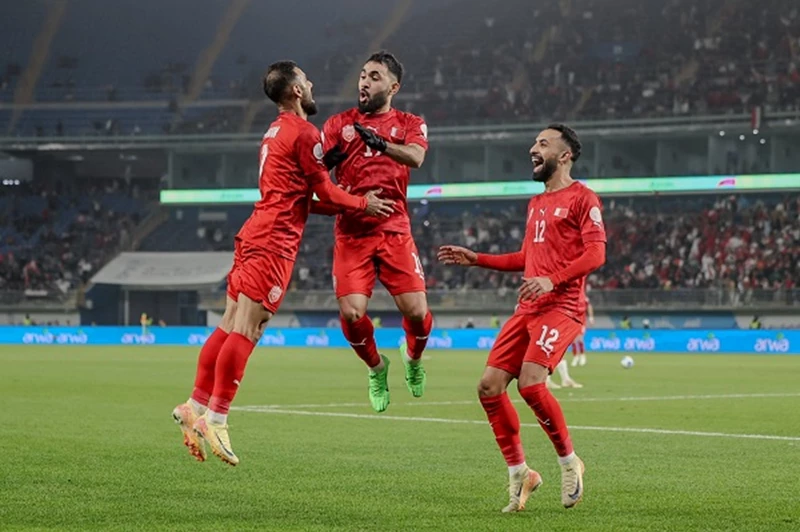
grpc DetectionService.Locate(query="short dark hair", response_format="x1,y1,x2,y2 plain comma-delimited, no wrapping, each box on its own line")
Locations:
263,60,299,103
366,51,404,83
546,123,581,162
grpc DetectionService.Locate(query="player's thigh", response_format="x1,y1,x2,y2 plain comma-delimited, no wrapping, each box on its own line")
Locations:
225,240,244,303
218,296,238,333
485,313,531,379
522,311,583,374
333,235,379,298
376,233,427,297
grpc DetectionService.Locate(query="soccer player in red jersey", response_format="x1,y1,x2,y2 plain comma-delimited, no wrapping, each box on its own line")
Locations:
171,61,393,466
570,294,594,367
438,124,606,511
320,51,433,412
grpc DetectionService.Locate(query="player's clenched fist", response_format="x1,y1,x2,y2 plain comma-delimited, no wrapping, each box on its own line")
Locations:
437,245,477,266
363,188,394,217
518,276,554,301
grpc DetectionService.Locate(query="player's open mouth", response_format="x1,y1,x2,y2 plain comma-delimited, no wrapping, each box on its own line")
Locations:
532,155,544,173
359,91,369,102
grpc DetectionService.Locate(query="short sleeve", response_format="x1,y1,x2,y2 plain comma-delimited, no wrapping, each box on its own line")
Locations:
296,126,327,180
405,114,429,150
577,191,607,243
321,116,339,153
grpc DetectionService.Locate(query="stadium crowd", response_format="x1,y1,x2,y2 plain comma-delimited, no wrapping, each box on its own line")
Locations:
161,193,799,299
0,182,145,300
3,0,799,136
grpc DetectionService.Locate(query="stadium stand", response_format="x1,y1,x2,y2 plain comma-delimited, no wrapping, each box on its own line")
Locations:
139,193,800,302
2,0,798,135
0,181,149,301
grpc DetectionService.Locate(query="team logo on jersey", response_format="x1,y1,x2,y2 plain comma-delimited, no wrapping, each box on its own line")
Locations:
313,142,324,162
589,206,603,226
342,125,356,143
268,286,283,304
420,124,428,140
554,207,569,218
390,127,398,138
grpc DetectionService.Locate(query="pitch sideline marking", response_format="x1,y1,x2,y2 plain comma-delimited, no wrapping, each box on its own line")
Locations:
235,392,800,411
235,407,800,442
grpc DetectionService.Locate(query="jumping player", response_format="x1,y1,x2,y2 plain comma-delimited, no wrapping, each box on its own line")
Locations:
438,124,606,511
171,61,393,466
320,51,432,412
571,295,594,367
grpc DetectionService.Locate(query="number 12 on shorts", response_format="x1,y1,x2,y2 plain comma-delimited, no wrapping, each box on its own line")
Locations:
536,325,559,357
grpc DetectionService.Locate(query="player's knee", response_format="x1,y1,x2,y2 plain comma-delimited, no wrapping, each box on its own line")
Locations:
477,377,504,398
339,304,365,323
233,319,267,344
517,370,548,390
403,305,428,322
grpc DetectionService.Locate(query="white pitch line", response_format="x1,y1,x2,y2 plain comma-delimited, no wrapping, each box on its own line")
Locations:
239,408,800,442
234,392,800,411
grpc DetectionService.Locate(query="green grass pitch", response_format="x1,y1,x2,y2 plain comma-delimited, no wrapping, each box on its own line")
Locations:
2,345,799,531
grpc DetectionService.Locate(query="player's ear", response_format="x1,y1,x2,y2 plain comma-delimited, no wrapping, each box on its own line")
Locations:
560,150,572,165
389,81,401,97
291,83,303,100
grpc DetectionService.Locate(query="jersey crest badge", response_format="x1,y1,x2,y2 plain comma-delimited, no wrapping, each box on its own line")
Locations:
342,124,356,143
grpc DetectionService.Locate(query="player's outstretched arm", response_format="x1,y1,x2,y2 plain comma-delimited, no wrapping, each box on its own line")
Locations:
437,245,525,272
310,177,394,218
354,122,425,169
310,185,353,217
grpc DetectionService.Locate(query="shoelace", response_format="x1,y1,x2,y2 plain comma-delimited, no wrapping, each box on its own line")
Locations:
406,364,423,383
369,372,385,393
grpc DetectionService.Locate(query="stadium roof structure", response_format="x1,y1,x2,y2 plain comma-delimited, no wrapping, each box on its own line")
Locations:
90,252,232,291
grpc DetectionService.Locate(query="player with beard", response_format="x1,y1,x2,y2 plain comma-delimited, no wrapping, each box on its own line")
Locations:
438,125,606,511
319,51,432,412
171,61,393,466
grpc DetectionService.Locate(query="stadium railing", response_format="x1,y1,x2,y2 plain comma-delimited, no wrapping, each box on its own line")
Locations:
198,288,800,312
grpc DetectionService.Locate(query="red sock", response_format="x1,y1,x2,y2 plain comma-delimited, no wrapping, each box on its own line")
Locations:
571,343,578,356
208,332,255,415
480,393,525,466
402,310,433,360
578,341,585,355
518,383,574,458
191,327,229,406
340,314,381,368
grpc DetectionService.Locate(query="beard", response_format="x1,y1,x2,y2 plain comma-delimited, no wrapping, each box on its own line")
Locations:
301,94,318,116
532,157,557,182
358,90,389,114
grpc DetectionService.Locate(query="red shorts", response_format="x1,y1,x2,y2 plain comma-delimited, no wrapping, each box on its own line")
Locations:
487,310,582,376
332,232,426,298
226,240,294,314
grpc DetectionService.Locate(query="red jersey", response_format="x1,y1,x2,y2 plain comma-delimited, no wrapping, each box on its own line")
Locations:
518,182,606,320
236,112,328,261
322,108,428,237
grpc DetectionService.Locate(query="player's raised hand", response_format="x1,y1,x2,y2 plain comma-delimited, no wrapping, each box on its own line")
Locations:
518,276,554,301
437,245,477,266
363,188,394,217
354,122,387,152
